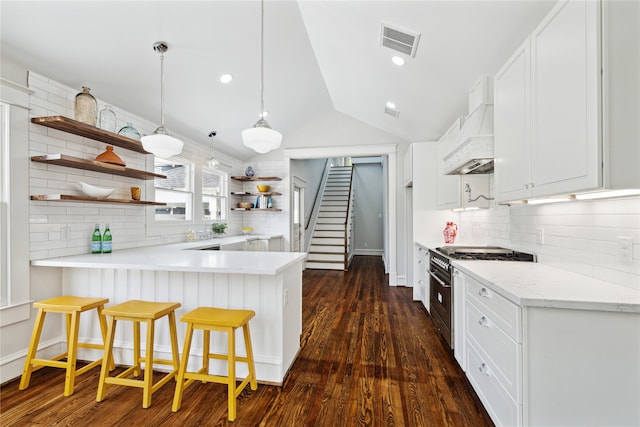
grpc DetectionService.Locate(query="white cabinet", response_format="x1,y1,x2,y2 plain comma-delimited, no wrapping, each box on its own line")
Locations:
456,270,522,427
414,244,428,309
403,144,413,187
494,0,640,202
437,118,491,210
454,267,640,426
436,118,463,209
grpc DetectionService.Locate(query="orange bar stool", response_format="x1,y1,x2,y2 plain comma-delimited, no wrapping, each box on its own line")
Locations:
19,296,111,396
172,307,258,421
96,300,181,409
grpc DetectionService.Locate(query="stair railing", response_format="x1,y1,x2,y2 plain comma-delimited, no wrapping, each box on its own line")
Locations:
304,159,331,252
344,166,355,269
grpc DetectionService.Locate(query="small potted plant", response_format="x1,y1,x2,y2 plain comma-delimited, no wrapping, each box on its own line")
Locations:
211,222,227,236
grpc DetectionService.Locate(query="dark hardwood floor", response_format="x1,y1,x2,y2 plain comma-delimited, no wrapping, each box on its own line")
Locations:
0,256,493,426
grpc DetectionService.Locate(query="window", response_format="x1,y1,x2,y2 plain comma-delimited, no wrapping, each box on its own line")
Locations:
154,158,193,221
202,168,227,221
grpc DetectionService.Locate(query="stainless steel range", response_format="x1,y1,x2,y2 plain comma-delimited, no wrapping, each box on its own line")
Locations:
427,246,536,349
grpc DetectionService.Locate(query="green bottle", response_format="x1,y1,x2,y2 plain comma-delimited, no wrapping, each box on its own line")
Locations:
102,224,112,253
91,224,102,254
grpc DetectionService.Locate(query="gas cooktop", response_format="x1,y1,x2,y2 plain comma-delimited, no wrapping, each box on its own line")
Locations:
435,246,536,262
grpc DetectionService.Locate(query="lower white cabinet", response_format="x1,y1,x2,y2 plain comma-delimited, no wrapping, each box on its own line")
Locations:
455,268,640,426
414,244,428,309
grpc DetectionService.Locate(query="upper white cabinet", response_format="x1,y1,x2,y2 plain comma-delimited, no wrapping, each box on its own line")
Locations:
494,0,640,202
403,144,413,187
436,118,463,209
437,117,491,210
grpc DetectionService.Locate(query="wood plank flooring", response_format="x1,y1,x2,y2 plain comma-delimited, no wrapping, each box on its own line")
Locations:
0,256,493,426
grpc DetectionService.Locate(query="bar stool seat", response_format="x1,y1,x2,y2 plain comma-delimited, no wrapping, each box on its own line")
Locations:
172,307,258,421
19,295,111,396
96,300,181,409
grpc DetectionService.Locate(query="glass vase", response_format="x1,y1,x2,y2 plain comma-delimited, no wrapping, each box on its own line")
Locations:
74,86,97,126
98,105,116,132
117,123,141,141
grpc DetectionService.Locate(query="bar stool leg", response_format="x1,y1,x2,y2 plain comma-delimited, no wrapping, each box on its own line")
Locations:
63,311,81,396
243,323,258,391
227,326,237,421
133,320,141,377
142,319,155,409
168,311,180,374
97,304,115,371
19,309,47,390
97,316,117,402
172,323,194,412
202,329,210,378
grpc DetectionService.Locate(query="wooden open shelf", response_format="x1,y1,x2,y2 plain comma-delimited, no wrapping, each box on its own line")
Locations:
231,191,282,196
31,116,149,154
31,194,166,206
230,176,282,181
31,154,166,180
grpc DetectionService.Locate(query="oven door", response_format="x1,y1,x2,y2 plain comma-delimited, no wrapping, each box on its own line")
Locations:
429,267,453,348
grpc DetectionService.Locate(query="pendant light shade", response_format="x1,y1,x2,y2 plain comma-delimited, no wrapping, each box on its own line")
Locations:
242,0,282,153
141,41,184,158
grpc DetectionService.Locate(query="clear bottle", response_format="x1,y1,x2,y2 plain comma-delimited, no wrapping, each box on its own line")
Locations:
98,105,116,132
91,224,102,254
117,123,141,141
102,224,112,253
74,86,97,126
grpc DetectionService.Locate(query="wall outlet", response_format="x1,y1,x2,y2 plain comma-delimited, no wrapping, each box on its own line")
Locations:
618,236,633,263
283,288,288,307
536,227,544,245
61,227,71,241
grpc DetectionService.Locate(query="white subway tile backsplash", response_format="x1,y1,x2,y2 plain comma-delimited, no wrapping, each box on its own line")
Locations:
460,196,640,290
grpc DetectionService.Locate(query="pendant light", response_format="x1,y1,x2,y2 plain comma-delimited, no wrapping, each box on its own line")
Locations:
207,131,219,167
241,0,282,154
141,41,184,158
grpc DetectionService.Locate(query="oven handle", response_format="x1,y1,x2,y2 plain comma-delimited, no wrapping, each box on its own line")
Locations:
429,270,451,288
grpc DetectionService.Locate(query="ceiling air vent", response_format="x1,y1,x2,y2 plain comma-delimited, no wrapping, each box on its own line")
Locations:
380,23,420,57
384,106,400,118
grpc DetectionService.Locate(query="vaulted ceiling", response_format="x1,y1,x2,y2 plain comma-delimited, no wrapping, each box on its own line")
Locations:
1,1,555,160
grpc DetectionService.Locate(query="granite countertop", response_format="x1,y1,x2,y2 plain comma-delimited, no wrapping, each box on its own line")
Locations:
31,235,305,276
452,260,640,313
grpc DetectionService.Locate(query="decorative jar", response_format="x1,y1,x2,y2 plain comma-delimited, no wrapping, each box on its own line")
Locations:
74,86,97,126
98,105,116,132
443,221,458,244
245,166,255,177
118,123,141,141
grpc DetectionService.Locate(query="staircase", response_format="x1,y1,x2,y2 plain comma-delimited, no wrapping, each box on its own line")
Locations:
306,166,354,271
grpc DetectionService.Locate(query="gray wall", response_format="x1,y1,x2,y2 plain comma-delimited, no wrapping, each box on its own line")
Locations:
352,161,384,253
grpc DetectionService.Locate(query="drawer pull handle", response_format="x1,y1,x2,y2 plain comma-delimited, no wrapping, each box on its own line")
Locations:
478,316,490,327
478,287,490,298
479,363,491,376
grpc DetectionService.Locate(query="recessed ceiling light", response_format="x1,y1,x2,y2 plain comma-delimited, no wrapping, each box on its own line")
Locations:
391,56,405,66
220,74,233,84
386,101,396,109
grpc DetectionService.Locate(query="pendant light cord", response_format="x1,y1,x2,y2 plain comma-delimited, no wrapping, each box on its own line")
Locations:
160,51,165,128
260,0,265,118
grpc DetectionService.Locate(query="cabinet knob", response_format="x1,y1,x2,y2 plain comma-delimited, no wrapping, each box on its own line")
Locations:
478,287,490,298
478,316,490,327
418,259,423,264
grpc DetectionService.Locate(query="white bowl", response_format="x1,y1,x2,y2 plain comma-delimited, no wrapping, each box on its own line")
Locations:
78,181,114,198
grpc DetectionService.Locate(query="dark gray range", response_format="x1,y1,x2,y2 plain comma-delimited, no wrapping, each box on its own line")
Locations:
427,246,536,349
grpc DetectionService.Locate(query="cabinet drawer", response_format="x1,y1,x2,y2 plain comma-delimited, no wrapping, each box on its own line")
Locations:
466,340,521,427
465,300,521,401
466,275,521,342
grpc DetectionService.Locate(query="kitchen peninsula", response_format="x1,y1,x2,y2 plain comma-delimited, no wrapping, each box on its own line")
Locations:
31,241,307,385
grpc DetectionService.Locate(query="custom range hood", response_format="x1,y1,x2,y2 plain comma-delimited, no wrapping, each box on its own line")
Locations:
443,76,494,175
